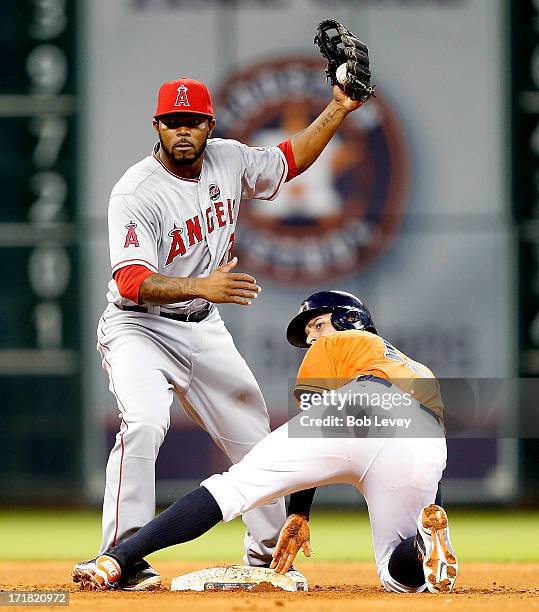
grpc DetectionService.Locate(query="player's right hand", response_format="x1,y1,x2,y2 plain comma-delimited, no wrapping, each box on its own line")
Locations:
199,257,261,305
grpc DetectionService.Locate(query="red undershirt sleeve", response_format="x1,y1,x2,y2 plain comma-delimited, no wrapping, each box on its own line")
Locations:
277,139,301,182
113,264,155,304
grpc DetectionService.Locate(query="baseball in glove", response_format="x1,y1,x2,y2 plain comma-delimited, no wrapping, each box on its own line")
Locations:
314,19,375,103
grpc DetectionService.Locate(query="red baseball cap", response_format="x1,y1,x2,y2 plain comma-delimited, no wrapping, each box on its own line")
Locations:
154,78,214,119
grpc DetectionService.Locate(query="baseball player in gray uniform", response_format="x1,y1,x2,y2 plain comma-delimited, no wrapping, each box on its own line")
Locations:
73,76,367,590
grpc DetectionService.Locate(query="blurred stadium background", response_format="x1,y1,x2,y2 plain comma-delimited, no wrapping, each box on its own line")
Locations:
1,0,538,562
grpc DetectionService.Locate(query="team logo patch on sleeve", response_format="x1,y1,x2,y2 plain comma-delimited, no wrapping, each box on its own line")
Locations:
124,221,140,248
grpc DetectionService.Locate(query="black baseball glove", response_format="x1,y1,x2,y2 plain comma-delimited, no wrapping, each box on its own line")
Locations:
314,19,375,103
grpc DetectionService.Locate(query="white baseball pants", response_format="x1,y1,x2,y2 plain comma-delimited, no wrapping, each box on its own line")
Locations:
202,385,446,592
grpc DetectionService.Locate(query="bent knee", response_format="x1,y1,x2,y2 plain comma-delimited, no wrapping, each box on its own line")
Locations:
117,421,168,460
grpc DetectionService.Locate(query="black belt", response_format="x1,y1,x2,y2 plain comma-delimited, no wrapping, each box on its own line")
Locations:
118,304,212,322
356,374,443,426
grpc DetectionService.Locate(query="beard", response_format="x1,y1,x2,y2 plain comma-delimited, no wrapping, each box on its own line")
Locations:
159,135,207,167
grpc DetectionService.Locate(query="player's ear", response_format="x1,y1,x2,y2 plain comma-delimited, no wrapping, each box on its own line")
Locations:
152,118,159,134
208,118,216,137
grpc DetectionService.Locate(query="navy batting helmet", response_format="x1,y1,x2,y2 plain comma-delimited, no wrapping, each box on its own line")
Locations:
286,290,377,348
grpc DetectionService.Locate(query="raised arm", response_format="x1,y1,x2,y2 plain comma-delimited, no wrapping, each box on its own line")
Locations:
288,19,373,175
289,85,363,174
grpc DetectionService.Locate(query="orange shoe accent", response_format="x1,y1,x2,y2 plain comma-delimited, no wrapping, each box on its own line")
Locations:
72,555,122,591
417,504,458,594
96,555,122,584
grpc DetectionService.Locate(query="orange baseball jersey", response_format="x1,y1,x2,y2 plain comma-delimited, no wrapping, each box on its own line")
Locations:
295,330,443,419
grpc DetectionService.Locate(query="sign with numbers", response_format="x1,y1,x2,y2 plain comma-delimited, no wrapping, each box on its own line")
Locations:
0,0,80,501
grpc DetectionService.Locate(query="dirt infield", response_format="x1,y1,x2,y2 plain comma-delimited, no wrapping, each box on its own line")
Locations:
1,561,538,611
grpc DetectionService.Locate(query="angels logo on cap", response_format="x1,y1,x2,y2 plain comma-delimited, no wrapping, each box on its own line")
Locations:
154,78,213,118
213,56,409,285
175,84,190,107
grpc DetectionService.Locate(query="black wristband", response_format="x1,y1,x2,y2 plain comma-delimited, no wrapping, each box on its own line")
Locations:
287,487,316,518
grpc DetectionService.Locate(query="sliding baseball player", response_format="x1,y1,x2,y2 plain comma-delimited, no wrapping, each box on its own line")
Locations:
73,290,458,594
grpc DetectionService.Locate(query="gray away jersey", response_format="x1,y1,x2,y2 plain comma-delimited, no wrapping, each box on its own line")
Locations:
106,139,288,312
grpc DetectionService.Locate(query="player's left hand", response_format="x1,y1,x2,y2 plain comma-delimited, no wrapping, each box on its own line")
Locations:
332,84,364,113
315,19,374,109
270,514,312,574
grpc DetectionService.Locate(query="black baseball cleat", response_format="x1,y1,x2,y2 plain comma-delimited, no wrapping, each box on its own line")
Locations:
415,504,458,593
116,559,161,591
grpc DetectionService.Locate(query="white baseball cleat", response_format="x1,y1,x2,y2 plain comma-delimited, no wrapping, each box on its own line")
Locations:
415,504,458,593
72,555,122,591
